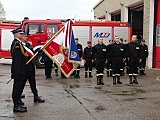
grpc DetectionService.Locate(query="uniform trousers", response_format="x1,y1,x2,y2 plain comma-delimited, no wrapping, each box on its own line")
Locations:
12,74,27,105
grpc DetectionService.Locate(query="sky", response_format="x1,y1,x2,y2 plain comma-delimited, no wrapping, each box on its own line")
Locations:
1,0,100,21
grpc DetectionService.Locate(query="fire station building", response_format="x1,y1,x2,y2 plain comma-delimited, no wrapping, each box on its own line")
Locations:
93,0,160,68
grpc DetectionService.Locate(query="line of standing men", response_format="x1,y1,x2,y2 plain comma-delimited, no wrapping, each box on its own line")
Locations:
84,35,148,85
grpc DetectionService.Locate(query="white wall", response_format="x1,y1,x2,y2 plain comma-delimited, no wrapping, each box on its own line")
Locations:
148,0,155,68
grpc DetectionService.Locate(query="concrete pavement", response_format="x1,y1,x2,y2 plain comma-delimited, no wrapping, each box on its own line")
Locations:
0,63,160,120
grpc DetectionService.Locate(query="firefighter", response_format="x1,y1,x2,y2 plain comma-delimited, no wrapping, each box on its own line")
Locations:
139,39,148,75
74,38,83,78
42,52,53,79
92,37,107,85
84,41,94,78
126,35,141,84
107,36,125,84
10,29,28,112
120,38,125,76
106,40,113,77
54,63,58,76
21,34,45,103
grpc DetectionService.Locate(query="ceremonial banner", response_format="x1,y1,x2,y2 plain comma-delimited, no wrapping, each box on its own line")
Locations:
43,26,80,78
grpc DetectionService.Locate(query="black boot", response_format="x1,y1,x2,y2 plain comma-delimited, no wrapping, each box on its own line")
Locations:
21,93,25,98
110,70,113,77
126,67,129,74
117,76,122,84
34,96,45,103
100,76,104,85
107,71,109,77
133,76,138,84
85,72,88,78
13,105,27,112
113,77,116,84
89,72,93,77
13,101,27,112
129,76,133,84
142,70,146,75
97,76,100,85
76,71,80,78
120,70,124,76
140,70,142,75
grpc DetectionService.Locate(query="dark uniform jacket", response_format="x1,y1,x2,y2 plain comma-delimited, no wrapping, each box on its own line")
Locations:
84,47,93,61
140,44,148,58
92,43,107,59
107,43,125,59
76,43,83,58
126,42,140,58
10,39,28,76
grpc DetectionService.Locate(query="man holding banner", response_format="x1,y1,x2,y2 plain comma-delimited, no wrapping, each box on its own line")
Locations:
21,34,45,103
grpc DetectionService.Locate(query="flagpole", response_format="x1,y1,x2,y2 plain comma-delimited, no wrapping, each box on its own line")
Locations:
6,78,12,84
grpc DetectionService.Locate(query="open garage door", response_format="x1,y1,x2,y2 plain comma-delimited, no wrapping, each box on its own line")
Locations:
128,3,144,42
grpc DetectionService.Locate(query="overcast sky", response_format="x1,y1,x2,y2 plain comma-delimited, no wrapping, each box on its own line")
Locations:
1,0,99,21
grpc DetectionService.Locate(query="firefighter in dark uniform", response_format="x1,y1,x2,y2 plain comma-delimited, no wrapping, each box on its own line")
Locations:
120,38,125,76
54,63,58,76
139,39,148,75
106,40,113,77
92,37,107,85
126,35,141,84
84,41,93,78
21,34,45,103
42,52,53,79
74,38,83,78
107,36,125,84
10,29,28,112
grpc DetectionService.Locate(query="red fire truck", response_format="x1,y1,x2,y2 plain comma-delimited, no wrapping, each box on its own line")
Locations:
0,20,21,59
3,19,130,68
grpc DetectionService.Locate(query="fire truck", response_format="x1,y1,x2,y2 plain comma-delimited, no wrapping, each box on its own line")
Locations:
20,19,132,68
0,20,21,59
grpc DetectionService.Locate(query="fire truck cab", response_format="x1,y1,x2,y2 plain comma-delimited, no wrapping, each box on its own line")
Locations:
21,19,132,68
0,20,20,59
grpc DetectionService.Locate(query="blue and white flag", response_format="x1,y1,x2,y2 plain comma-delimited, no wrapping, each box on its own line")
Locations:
69,31,80,62
63,20,81,64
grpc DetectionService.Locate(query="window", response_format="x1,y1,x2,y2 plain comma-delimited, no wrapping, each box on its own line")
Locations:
25,24,44,35
157,25,160,46
47,24,58,38
29,24,39,35
47,24,58,34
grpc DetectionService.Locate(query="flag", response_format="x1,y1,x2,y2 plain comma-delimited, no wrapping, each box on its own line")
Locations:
23,45,34,57
43,26,79,78
68,31,80,63
63,20,81,64
63,20,73,48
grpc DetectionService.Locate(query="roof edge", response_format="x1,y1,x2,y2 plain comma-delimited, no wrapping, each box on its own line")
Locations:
93,0,104,10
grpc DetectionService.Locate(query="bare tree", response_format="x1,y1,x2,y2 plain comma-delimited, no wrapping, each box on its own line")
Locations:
0,1,5,19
